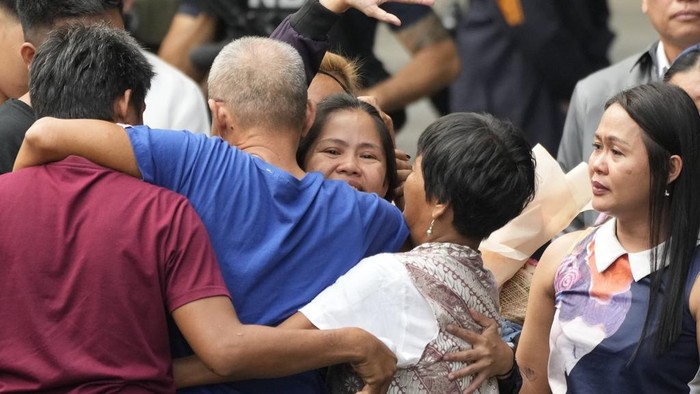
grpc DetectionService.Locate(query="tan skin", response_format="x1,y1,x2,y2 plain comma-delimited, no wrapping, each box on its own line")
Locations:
516,104,697,393
642,0,700,63
0,7,27,105
304,109,390,196
669,68,700,111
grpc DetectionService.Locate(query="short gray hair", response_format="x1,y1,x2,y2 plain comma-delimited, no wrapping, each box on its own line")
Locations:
208,36,308,131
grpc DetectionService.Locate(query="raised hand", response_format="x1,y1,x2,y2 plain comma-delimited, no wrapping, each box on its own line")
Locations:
320,0,435,26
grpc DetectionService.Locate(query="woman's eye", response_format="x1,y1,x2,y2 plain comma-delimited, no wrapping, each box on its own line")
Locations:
612,149,623,156
592,142,602,150
323,148,340,156
360,153,379,160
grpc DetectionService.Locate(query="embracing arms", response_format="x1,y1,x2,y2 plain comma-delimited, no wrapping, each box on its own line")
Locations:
172,296,396,394
13,118,140,176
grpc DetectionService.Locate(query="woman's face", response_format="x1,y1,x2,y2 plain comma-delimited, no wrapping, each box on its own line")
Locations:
588,104,651,220
305,109,389,196
402,156,433,245
669,69,700,111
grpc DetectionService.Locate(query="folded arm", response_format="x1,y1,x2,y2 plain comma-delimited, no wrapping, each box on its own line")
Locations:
13,117,141,177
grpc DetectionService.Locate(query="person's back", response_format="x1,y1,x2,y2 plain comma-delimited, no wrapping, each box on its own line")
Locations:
0,156,225,392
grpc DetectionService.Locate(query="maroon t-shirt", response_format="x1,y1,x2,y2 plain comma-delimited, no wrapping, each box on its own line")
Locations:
0,156,229,392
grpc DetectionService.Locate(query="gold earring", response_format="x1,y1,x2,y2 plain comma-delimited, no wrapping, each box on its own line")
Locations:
426,218,435,237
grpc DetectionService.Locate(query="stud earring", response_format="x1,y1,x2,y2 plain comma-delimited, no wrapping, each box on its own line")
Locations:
426,218,435,237
665,189,670,197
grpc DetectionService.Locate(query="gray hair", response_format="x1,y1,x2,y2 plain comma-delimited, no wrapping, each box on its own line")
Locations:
208,36,308,131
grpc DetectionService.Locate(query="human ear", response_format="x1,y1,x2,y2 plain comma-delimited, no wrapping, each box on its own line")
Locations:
301,99,316,138
20,42,36,68
667,154,683,184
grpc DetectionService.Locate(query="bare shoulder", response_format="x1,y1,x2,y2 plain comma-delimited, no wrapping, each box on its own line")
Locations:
530,230,589,297
689,268,700,322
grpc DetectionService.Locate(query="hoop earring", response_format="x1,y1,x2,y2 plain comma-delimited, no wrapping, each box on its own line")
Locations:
426,218,435,237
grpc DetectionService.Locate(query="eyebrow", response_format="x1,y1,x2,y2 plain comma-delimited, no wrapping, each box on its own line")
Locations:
593,134,632,148
318,138,382,152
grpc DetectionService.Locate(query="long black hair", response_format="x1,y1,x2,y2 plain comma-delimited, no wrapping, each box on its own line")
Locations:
608,82,700,355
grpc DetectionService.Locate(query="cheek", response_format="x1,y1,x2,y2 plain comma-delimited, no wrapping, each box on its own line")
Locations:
364,163,388,189
305,153,334,177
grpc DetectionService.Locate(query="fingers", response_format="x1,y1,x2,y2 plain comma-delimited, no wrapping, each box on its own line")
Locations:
467,308,499,329
395,149,411,166
358,95,395,142
446,324,481,345
364,7,402,26
462,371,489,394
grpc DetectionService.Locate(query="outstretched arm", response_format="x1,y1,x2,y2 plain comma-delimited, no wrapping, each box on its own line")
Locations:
174,306,395,394
13,117,140,177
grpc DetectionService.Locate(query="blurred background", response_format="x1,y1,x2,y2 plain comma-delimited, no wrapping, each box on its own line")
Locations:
125,0,658,155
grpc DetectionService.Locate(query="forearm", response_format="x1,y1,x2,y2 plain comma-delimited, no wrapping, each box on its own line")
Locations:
199,325,369,379
13,117,141,177
271,0,339,85
364,39,459,112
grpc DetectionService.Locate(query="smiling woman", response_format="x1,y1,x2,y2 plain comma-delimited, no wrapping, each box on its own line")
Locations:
297,93,398,201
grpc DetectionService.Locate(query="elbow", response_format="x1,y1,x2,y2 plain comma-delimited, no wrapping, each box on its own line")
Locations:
23,117,56,151
13,117,58,171
198,336,247,378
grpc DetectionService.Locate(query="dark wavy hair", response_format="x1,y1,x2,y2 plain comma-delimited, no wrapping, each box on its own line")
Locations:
297,93,398,202
29,23,153,121
417,112,536,240
607,82,700,356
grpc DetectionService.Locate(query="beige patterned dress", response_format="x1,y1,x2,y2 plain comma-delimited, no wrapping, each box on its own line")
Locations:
326,242,501,393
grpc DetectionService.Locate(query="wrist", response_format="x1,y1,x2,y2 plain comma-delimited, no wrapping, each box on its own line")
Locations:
496,344,517,380
319,0,349,14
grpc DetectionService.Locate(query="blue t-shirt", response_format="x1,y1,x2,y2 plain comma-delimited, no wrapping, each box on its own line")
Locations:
127,126,409,393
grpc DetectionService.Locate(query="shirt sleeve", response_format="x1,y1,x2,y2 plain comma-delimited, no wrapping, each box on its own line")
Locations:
163,196,230,312
300,253,438,367
270,0,339,85
362,196,410,255
126,125,236,196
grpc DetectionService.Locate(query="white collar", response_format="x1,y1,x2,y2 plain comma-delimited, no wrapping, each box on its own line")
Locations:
656,41,671,79
593,219,667,282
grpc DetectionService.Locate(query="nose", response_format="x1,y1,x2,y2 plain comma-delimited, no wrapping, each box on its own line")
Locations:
588,149,608,174
336,155,361,176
